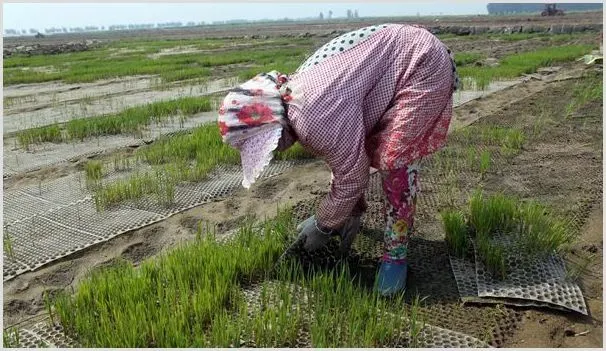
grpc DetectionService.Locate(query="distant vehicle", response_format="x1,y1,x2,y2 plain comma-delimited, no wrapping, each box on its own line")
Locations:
34,32,45,38
541,4,565,16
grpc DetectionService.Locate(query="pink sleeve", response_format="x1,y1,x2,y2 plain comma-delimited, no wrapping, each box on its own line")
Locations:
297,100,370,230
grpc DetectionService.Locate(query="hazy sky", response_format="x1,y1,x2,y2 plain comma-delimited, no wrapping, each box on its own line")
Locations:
3,2,490,30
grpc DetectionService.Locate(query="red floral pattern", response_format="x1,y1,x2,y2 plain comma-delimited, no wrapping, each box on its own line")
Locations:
236,103,275,126
218,121,228,136
381,164,420,263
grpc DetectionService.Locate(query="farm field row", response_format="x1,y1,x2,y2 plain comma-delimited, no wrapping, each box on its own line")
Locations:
2,24,603,348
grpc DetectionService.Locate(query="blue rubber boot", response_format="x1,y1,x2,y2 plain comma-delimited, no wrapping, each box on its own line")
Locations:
376,261,408,297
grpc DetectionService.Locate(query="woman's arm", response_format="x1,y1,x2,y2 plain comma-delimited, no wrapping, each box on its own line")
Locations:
296,99,370,230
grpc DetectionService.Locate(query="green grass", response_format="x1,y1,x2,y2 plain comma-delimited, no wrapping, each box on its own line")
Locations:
52,208,425,347
4,40,314,85
454,52,485,66
3,327,21,348
16,96,213,147
92,124,313,210
439,32,590,43
516,200,575,257
84,160,103,189
3,231,15,261
479,150,491,179
450,125,526,155
565,73,603,118
458,44,594,89
17,123,63,148
441,210,468,257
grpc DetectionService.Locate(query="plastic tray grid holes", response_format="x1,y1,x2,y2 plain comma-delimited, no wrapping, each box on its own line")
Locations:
474,234,587,315
3,256,30,281
449,251,574,312
8,322,76,348
3,161,306,282
240,280,490,348
3,216,103,277
3,113,216,178
418,324,491,348
3,190,64,225
42,199,166,239
20,173,90,205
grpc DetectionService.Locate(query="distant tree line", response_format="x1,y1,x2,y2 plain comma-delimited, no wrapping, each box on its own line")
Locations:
4,21,211,36
4,9,366,37
487,2,602,15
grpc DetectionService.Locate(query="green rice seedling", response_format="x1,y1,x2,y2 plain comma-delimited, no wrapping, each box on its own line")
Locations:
476,234,507,279
516,200,575,257
206,308,245,347
501,129,525,156
3,327,20,348
437,169,459,210
273,142,314,161
43,290,56,326
53,204,426,347
92,122,315,210
16,123,63,148
3,231,15,261
306,264,419,347
407,295,426,348
112,155,132,172
479,150,491,179
440,210,468,257
453,52,485,66
565,74,603,118
246,280,304,347
52,207,294,347
4,41,314,85
84,160,103,184
465,146,477,168
17,96,213,146
457,44,594,90
468,190,518,238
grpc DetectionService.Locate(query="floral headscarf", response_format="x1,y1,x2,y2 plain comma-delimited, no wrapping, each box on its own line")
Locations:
218,71,293,188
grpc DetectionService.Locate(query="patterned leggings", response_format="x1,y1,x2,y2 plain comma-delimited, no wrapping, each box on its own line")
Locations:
380,163,420,264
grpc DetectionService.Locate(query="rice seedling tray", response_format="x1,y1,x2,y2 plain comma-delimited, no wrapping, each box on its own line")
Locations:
3,216,105,280
3,191,66,226
3,160,311,282
42,199,165,239
287,196,523,346
449,253,574,312
473,234,587,315
240,280,492,348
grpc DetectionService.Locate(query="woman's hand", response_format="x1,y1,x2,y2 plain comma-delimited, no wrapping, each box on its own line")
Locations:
296,216,334,252
295,215,362,253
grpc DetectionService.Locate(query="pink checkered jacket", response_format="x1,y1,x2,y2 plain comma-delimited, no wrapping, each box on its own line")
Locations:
285,24,456,229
